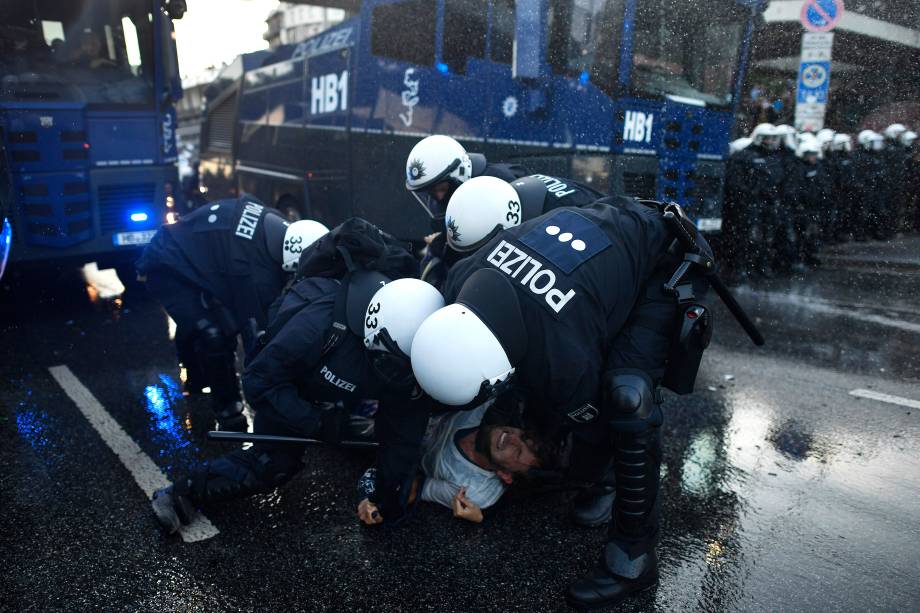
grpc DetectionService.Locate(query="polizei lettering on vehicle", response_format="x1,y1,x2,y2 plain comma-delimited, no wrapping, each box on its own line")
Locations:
234,202,264,239
319,365,357,392
485,240,576,314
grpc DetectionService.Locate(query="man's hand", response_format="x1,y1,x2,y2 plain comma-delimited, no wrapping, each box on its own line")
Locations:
357,498,383,526
451,487,483,523
424,232,441,246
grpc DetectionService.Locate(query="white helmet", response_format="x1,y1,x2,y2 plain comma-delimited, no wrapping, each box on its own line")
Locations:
729,137,752,154
411,269,527,407
884,123,907,141
363,278,445,357
857,130,875,147
831,133,852,152
750,123,779,149
816,128,835,152
282,220,329,272
405,135,473,218
797,139,821,159
901,130,917,147
776,125,797,151
444,176,522,252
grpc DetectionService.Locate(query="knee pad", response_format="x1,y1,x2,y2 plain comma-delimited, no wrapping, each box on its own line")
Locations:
605,370,662,434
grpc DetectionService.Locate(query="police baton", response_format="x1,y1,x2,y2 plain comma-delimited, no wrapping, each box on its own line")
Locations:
659,204,765,347
206,430,378,449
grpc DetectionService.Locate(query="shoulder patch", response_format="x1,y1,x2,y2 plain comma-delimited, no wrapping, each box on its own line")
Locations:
518,209,611,274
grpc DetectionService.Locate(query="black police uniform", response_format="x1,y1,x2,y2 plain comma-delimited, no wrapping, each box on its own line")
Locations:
157,275,429,521
442,198,711,607
852,147,886,240
882,141,910,233
783,157,832,267
136,196,289,427
723,143,785,276
826,149,855,241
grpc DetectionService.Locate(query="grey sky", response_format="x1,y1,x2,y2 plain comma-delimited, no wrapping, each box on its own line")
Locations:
173,0,279,80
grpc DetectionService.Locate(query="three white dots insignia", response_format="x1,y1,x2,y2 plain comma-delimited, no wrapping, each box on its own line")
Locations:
208,203,220,223
545,225,586,251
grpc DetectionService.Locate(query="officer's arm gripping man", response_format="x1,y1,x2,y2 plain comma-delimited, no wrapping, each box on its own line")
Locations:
241,289,336,436
369,389,431,521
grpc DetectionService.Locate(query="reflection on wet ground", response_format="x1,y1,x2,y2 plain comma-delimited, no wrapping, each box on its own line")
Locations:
717,266,920,381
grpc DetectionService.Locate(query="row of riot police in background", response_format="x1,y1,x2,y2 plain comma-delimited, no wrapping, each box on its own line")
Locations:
721,122,918,279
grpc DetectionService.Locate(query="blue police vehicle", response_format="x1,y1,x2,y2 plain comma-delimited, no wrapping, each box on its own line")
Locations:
0,0,186,272
199,0,767,241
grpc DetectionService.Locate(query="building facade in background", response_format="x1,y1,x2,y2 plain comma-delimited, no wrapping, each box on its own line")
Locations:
264,3,348,49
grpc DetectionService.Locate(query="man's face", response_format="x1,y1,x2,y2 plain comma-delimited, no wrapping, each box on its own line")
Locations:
428,180,453,204
487,426,540,474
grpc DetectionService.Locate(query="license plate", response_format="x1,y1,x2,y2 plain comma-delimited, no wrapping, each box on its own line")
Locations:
695,218,722,232
113,230,156,246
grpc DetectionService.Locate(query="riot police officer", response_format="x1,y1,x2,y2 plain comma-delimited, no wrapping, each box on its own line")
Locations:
151,267,444,533
409,198,714,609
405,135,529,222
723,123,785,277
135,195,328,431
826,134,854,242
900,131,919,230
406,135,529,287
785,139,831,269
883,124,911,232
853,130,887,240
425,173,605,286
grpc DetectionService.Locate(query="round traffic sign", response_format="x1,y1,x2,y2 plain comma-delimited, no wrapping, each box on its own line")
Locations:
801,0,845,32
801,64,828,88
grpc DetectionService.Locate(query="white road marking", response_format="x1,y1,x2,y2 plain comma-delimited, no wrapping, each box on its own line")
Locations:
849,388,920,410
48,365,219,542
736,289,920,334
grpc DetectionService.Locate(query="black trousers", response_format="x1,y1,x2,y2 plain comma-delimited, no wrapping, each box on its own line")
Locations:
145,269,240,405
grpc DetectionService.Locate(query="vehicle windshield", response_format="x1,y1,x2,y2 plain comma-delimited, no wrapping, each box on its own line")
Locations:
630,0,746,107
547,0,625,98
0,0,154,105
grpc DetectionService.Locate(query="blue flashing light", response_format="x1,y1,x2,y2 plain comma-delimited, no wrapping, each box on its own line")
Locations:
436,62,449,74
130,212,149,223
579,71,590,85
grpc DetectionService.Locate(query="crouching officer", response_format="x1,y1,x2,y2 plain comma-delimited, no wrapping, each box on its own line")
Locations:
405,135,529,287
135,195,328,431
151,268,444,533
424,172,603,288
409,199,738,609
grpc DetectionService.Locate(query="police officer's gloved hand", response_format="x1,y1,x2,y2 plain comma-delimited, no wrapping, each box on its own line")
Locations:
316,402,348,444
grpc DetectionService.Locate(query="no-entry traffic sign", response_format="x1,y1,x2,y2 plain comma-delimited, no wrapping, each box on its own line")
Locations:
801,0,845,32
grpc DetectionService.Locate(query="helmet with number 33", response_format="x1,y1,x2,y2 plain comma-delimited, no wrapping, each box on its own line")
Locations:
443,176,523,253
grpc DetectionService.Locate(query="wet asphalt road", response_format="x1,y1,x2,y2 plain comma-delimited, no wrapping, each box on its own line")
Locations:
2,242,920,612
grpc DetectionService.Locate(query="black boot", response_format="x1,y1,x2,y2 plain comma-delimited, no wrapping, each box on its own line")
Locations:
566,543,658,610
571,485,615,528
214,400,247,432
151,486,195,534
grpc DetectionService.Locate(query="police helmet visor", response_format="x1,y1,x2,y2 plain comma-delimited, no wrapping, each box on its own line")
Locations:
0,217,11,281
408,157,463,218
